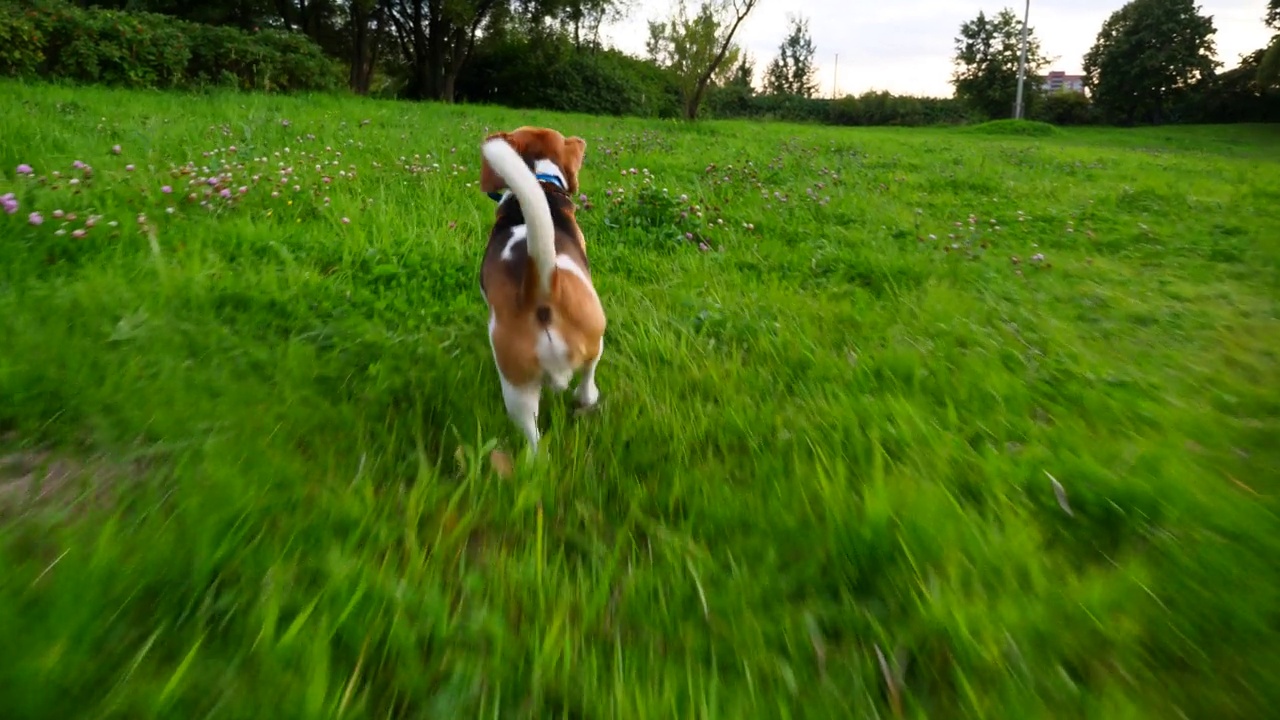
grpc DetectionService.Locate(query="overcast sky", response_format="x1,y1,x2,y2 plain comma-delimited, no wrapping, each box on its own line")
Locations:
601,1,1275,97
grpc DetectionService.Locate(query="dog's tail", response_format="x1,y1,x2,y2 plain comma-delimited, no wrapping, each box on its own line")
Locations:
482,137,555,298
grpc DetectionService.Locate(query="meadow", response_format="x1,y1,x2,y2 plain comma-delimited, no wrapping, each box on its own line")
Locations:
1,81,1278,719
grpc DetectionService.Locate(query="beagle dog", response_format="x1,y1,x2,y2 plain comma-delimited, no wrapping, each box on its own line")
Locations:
478,126,605,451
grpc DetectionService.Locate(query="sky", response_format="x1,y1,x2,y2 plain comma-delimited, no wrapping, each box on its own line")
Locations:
601,0,1276,98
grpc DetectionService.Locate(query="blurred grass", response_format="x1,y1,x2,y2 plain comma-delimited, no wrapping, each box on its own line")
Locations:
0,82,1278,719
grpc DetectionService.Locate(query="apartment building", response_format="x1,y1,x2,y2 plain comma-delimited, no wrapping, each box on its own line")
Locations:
1042,71,1085,93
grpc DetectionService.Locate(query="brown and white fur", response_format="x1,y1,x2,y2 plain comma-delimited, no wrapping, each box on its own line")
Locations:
478,126,605,451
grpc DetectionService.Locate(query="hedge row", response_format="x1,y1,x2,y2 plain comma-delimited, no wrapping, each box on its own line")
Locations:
0,0,339,92
705,88,975,127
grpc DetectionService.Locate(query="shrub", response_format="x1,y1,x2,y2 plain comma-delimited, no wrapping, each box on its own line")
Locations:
458,37,683,118
0,9,43,77
1035,91,1097,125
703,82,755,118
0,0,340,92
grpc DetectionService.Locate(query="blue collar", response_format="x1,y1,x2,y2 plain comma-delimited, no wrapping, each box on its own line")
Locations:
488,172,565,202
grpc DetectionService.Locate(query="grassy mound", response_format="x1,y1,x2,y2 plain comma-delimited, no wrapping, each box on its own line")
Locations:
962,118,1062,136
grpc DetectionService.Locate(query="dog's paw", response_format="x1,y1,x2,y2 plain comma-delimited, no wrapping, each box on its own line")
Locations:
572,398,600,418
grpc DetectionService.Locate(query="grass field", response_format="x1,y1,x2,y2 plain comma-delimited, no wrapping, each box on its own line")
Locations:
1,82,1279,719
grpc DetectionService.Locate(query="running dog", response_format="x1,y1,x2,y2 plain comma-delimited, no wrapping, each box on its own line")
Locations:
478,127,605,451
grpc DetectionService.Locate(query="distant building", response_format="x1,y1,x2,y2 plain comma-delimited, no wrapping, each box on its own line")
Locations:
1042,71,1085,94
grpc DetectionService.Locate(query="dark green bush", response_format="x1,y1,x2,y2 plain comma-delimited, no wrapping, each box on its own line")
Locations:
0,0,340,91
458,37,682,118
703,82,755,118
0,9,43,77
1034,91,1097,125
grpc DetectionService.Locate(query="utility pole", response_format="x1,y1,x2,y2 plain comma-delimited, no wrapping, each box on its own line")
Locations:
1013,0,1030,119
833,54,839,99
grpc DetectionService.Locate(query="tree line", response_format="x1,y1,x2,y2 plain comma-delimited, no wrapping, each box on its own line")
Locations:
952,0,1280,125
2,0,1277,126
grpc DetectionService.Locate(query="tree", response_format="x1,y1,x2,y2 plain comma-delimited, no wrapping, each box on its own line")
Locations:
561,0,634,48
646,0,761,119
382,0,507,101
763,13,817,97
344,0,388,95
727,52,755,93
951,8,1049,119
1263,41,1280,87
1082,0,1218,124
1260,0,1280,87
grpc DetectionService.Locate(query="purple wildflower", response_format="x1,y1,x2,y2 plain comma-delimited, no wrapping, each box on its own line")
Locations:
16,164,33,175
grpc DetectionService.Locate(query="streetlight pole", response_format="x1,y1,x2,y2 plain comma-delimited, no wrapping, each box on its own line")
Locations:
833,53,839,99
1013,0,1030,119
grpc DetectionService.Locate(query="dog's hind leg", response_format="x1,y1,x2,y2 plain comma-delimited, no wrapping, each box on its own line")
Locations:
574,336,603,411
501,375,541,451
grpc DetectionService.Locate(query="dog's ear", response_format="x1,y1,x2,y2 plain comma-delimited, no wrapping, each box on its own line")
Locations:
480,131,517,193
560,136,587,194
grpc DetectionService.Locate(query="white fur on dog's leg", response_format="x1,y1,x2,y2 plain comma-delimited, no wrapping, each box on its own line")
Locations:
574,337,603,410
490,312,541,451
501,374,541,450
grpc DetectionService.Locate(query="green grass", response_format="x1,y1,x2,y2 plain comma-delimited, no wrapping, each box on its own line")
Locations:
1,82,1279,719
